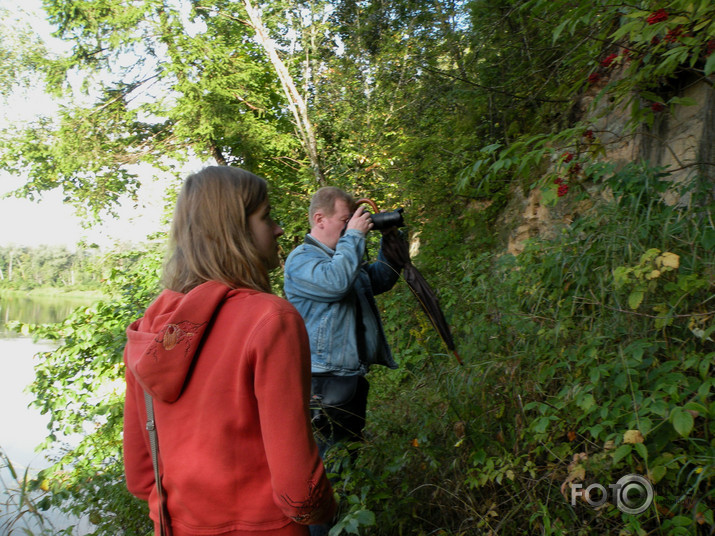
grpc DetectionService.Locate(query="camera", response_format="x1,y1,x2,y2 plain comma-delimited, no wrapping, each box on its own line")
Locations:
368,208,405,230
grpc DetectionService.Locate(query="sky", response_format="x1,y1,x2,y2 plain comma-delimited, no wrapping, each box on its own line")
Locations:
0,0,197,251
0,169,172,250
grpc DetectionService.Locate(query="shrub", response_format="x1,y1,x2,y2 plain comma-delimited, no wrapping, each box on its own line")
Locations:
340,162,713,535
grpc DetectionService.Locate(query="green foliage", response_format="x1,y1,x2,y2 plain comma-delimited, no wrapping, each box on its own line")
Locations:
0,0,301,220
15,246,163,535
1,447,55,535
2,0,713,534
461,0,715,197
0,245,104,291
0,6,49,98
342,163,713,535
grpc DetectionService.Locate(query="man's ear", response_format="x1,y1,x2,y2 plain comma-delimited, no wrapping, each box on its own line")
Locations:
312,211,325,228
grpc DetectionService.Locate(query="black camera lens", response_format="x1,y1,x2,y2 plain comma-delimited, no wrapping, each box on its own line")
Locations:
369,208,404,230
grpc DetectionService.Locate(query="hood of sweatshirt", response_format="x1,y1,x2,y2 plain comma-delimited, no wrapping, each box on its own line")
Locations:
125,280,234,403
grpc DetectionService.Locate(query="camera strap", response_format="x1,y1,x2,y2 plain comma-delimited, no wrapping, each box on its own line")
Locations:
144,391,173,536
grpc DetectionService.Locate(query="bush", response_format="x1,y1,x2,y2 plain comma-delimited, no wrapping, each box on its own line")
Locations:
337,162,713,535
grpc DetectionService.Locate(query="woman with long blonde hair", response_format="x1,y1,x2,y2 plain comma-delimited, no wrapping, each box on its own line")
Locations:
123,166,336,536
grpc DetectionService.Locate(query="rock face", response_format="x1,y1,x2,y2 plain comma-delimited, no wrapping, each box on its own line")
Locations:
502,76,714,256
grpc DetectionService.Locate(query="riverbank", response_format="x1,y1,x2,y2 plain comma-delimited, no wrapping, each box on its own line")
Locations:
1,290,102,334
0,287,103,301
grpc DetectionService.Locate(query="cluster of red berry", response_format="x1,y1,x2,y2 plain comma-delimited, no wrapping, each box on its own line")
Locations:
554,151,585,198
600,53,618,68
554,177,569,197
646,9,669,25
589,8,711,98
665,26,684,43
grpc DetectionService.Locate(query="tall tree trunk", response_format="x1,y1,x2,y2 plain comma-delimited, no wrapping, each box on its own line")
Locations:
243,0,326,186
210,141,227,166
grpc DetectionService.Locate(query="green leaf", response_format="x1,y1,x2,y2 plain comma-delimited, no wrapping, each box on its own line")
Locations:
649,465,667,483
640,91,661,102
355,509,376,526
639,418,653,437
623,10,650,19
552,20,568,43
702,46,715,74
613,266,631,287
701,227,715,249
540,186,558,206
610,20,642,41
589,424,603,439
613,444,632,464
533,416,551,434
577,394,596,411
700,354,713,379
634,443,648,461
628,290,645,310
669,97,697,107
683,401,708,416
624,340,648,361
670,407,694,437
668,515,693,527
482,143,502,154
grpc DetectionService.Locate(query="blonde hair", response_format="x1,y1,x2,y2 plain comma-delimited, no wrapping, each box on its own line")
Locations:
163,166,271,293
308,187,355,226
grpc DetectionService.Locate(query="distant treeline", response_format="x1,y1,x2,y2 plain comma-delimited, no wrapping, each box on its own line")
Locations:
1,244,110,290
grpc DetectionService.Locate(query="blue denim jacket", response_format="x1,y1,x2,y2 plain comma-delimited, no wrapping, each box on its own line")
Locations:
284,229,399,376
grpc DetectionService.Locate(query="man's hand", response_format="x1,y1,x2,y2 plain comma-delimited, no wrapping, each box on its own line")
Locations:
346,206,373,235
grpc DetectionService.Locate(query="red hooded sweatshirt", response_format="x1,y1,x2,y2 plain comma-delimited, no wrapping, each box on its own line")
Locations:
123,280,336,535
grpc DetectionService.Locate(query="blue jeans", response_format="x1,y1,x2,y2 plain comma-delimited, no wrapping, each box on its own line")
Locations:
312,375,369,459
309,523,331,536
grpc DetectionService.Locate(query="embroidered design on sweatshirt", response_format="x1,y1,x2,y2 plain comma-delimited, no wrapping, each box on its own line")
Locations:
146,321,207,361
281,479,327,523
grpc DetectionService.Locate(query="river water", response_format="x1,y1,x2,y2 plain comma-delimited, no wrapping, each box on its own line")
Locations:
0,293,97,535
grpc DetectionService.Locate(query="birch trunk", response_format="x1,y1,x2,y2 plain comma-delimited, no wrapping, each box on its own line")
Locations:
243,0,325,186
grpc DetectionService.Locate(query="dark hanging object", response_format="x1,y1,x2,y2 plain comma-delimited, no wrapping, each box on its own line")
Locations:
356,199,462,366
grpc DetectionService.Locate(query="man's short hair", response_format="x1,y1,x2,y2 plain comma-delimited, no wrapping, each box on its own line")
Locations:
309,187,355,224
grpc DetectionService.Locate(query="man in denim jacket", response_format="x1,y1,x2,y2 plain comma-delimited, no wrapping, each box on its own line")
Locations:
284,187,400,459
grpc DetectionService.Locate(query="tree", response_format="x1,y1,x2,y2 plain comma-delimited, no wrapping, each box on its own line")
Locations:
0,5,49,98
0,0,304,220
243,0,326,185
3,0,713,534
